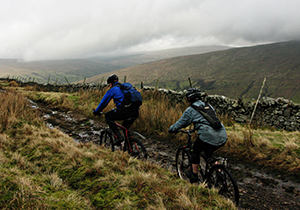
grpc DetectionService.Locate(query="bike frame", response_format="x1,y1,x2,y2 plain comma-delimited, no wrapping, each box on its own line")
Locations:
114,121,134,152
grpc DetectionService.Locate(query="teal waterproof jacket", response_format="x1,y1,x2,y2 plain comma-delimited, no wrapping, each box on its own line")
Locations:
169,100,227,146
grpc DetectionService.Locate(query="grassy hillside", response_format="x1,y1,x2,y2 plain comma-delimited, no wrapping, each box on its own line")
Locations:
0,45,229,84
85,41,300,103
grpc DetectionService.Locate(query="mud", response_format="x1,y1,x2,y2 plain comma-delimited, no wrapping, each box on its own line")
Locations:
35,102,300,210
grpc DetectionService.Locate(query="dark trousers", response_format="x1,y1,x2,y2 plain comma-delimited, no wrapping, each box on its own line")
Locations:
105,108,139,140
191,138,226,164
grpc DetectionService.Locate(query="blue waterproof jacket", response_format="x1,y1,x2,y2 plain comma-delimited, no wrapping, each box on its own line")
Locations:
95,82,124,113
169,100,227,146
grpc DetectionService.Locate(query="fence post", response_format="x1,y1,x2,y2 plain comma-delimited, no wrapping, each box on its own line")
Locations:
124,76,127,83
155,79,159,90
188,77,193,88
249,77,267,125
64,76,70,85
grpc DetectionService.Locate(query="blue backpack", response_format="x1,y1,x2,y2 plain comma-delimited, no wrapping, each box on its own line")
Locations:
116,83,142,108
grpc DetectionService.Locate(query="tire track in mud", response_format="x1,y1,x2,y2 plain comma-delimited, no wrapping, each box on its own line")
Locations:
37,103,300,210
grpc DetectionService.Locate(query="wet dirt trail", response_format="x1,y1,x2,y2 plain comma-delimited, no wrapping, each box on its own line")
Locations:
37,103,300,210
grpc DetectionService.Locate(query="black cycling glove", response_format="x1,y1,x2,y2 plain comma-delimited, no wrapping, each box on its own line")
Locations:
168,129,177,134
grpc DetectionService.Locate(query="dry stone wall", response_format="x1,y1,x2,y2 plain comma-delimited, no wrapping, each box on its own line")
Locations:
143,86,300,132
1,78,299,131
0,78,108,92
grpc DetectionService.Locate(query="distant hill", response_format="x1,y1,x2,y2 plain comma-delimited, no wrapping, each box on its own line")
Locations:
84,41,300,103
0,45,229,84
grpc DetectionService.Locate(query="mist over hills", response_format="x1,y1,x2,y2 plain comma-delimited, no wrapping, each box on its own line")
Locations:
84,41,300,103
0,45,229,84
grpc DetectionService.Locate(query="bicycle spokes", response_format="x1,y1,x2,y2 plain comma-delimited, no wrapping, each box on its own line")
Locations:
175,149,192,181
129,138,148,160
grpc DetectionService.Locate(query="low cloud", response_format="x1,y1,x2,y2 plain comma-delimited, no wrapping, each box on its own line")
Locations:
1,0,300,61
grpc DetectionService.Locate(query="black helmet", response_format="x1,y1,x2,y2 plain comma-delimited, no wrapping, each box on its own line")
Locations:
186,88,201,103
107,74,118,84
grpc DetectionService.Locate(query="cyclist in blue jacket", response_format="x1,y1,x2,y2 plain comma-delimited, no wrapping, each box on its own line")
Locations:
168,88,227,183
93,74,139,143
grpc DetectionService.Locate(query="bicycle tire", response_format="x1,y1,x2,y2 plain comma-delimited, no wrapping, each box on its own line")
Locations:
126,137,148,160
207,164,239,206
99,130,114,152
175,148,193,181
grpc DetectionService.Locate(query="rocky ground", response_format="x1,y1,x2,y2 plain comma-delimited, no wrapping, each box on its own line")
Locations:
37,104,300,210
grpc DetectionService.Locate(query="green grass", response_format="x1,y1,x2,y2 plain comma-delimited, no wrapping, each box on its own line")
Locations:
0,82,9,87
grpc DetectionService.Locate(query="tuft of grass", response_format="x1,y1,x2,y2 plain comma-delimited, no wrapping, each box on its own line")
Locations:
132,90,187,141
0,90,42,132
9,80,18,87
220,124,300,174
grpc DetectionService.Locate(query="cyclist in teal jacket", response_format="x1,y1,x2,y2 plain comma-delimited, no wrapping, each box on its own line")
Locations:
168,88,227,183
94,74,139,143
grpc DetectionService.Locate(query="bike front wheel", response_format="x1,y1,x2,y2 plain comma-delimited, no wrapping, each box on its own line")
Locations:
126,137,148,160
175,148,192,181
207,165,239,206
99,129,114,152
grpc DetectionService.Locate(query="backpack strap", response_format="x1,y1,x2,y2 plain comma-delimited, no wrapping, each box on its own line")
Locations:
191,105,212,127
113,83,121,88
111,83,125,108
191,103,222,129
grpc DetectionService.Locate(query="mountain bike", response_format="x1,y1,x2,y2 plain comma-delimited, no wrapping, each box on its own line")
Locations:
94,112,148,160
175,129,239,206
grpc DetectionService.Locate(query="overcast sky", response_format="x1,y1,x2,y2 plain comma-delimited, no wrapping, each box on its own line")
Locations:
1,0,300,61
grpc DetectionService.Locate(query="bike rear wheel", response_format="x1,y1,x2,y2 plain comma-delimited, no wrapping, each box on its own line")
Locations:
207,165,239,206
99,130,114,152
126,137,148,160
175,148,192,181
130,138,148,160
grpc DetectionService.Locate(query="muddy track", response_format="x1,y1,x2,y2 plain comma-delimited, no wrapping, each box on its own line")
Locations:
37,104,300,210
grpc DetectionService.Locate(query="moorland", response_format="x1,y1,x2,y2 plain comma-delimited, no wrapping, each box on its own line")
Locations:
1,82,299,209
